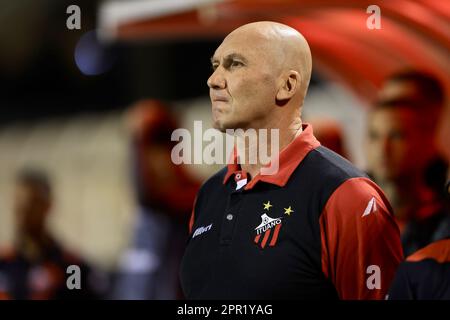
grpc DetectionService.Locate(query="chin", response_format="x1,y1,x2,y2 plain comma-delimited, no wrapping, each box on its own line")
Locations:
212,119,226,132
213,117,236,132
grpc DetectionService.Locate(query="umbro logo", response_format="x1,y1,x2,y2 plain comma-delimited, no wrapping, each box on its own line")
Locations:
192,223,213,238
362,197,377,217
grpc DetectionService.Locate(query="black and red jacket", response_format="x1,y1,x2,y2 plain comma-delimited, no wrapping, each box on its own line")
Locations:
180,124,403,299
388,237,450,300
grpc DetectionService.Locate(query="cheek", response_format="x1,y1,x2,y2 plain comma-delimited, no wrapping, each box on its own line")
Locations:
365,150,378,171
402,139,428,165
229,78,254,103
390,142,416,167
229,72,275,105
366,139,384,158
365,144,376,163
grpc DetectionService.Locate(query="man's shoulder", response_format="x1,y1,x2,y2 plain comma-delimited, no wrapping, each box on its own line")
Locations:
192,167,228,220
195,167,229,205
407,238,450,264
390,254,450,300
299,145,367,182
198,167,228,192
289,146,372,212
300,147,397,220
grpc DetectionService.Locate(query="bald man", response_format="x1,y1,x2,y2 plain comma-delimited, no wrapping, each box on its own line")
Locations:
180,22,403,300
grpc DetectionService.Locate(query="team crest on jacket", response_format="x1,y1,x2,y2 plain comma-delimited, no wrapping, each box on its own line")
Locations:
254,213,283,249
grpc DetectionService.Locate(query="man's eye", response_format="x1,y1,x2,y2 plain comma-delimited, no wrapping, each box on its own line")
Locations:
368,131,377,140
231,60,243,67
390,131,404,140
211,64,218,71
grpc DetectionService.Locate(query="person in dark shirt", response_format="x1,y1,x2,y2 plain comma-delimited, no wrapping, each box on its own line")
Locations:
0,169,99,299
112,100,200,299
388,180,450,300
388,237,450,300
366,71,449,256
180,21,403,300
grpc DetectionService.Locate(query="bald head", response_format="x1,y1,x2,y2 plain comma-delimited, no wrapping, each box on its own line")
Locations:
208,21,312,131
225,21,312,95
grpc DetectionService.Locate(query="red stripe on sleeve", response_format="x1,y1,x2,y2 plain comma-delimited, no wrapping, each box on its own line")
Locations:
188,195,198,235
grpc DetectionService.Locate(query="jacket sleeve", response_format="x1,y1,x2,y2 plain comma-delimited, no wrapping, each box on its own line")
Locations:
319,177,404,299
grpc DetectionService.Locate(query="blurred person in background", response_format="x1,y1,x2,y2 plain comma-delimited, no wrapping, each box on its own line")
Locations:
0,169,100,299
388,180,450,300
112,100,200,299
388,237,450,300
367,71,450,256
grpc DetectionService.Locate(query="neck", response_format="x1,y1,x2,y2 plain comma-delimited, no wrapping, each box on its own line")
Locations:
237,112,302,179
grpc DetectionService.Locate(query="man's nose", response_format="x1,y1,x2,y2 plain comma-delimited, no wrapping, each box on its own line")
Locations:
207,69,226,89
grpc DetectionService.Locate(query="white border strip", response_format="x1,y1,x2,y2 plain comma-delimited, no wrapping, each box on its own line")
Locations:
98,0,223,42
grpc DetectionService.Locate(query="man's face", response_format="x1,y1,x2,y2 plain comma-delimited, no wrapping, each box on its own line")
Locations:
366,107,432,182
13,183,49,236
208,31,281,131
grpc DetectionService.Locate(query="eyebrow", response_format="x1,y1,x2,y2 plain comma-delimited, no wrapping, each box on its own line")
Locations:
210,53,248,65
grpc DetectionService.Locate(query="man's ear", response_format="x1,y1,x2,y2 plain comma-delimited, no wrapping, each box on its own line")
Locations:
276,70,300,102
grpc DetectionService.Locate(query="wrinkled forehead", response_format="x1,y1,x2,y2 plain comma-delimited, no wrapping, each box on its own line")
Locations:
369,106,421,128
213,29,276,62
379,81,418,101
